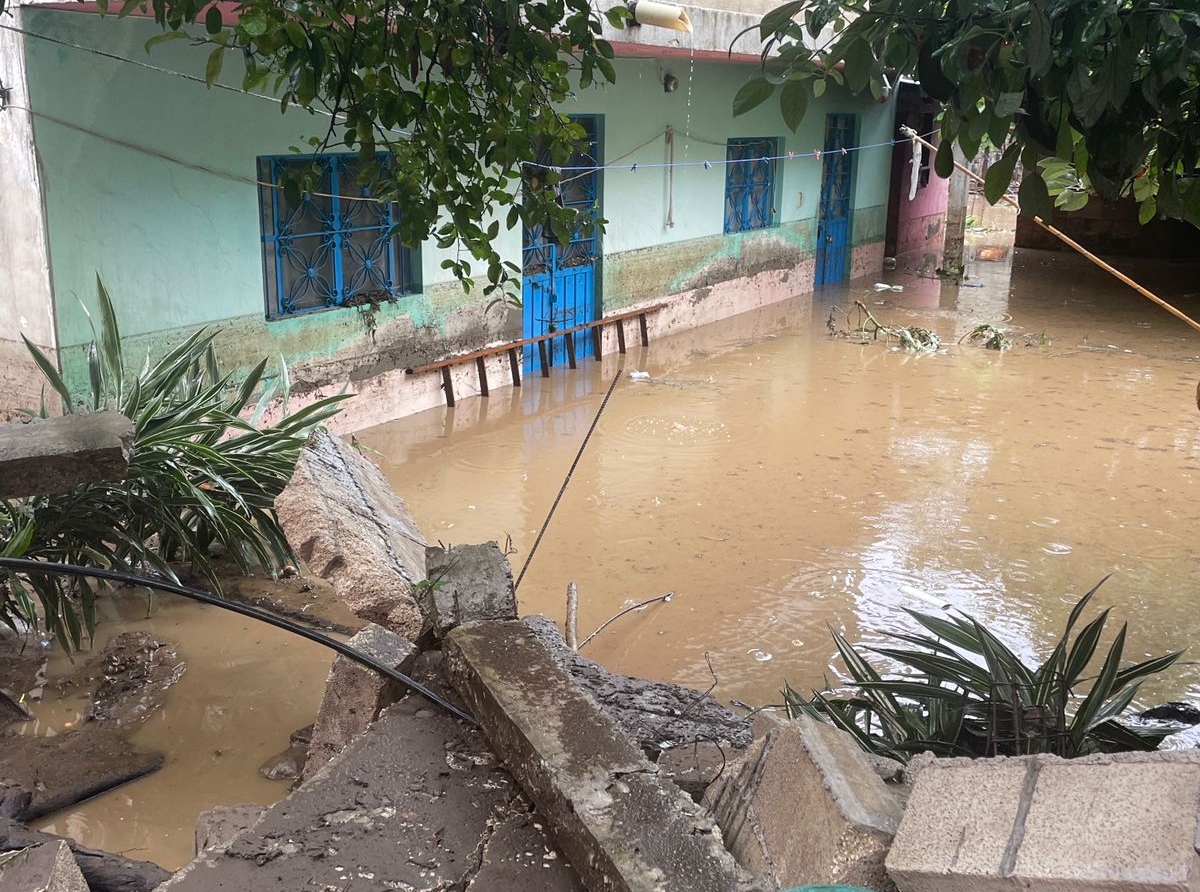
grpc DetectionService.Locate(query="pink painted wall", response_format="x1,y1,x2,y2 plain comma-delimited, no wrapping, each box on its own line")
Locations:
885,85,951,276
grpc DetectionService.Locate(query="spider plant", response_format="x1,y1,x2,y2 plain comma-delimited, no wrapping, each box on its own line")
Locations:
1,276,349,650
784,578,1183,762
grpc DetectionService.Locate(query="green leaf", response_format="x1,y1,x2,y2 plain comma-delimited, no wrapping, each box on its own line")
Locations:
144,31,188,51
204,4,222,35
22,336,74,413
935,139,955,178
1028,7,1053,77
733,77,775,117
842,39,873,94
759,0,806,38
984,143,1020,204
1138,198,1157,225
239,13,269,37
779,79,809,132
1018,170,1054,220
994,91,1023,119
813,77,826,99
205,45,226,87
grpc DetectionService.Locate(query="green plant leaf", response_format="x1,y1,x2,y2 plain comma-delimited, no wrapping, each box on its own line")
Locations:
1018,170,1055,220
984,143,1020,204
733,77,775,116
22,336,74,413
779,79,809,132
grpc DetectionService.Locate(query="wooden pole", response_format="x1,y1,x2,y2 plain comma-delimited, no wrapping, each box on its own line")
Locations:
901,127,1200,337
565,582,579,650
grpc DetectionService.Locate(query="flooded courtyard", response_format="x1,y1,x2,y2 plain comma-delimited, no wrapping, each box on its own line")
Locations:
358,246,1200,709
26,244,1200,868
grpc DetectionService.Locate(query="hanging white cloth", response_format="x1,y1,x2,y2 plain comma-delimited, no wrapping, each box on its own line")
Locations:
908,133,921,200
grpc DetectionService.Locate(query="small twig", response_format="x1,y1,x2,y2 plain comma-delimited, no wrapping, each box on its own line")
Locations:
578,591,674,650
677,652,718,721
565,582,579,651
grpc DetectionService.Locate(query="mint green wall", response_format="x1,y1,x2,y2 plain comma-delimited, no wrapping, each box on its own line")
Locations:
23,9,895,390
555,58,896,254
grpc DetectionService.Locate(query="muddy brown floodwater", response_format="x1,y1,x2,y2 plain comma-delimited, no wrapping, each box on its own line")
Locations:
26,588,334,870
357,246,1200,713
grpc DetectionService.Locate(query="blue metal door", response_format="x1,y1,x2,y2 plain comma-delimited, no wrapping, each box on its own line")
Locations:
522,117,601,372
815,114,856,287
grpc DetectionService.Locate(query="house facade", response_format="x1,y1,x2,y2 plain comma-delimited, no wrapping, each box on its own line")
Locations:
1,1,901,427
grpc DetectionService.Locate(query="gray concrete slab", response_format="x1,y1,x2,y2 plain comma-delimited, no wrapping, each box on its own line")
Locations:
275,429,428,637
160,695,571,891
0,411,132,499
444,620,763,892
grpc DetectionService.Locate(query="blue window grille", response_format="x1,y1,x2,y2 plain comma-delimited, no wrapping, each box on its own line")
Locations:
257,154,417,318
724,138,778,234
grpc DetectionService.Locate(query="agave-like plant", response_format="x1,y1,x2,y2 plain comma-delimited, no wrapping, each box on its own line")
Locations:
785,578,1183,762
0,276,349,649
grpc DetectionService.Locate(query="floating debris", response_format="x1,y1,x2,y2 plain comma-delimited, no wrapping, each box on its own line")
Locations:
629,370,651,381
827,301,941,353
872,283,904,292
959,323,1012,351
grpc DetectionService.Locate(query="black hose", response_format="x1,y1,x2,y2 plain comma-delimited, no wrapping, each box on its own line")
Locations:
0,558,477,725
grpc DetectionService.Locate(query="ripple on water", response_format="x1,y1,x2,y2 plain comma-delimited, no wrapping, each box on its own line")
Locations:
609,412,743,458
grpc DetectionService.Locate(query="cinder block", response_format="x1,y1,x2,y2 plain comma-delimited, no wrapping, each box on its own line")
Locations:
885,758,1030,892
704,715,903,891
886,751,1200,892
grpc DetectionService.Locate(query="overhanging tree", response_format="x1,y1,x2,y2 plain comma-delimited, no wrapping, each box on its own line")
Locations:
42,0,631,297
737,0,1200,225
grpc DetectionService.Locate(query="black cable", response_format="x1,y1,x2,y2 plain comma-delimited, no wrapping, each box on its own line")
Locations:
0,558,476,725
515,366,623,590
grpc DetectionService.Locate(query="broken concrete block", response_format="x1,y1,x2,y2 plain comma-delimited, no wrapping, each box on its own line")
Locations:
425,542,517,637
0,839,88,892
887,750,1200,892
705,715,902,891
657,741,729,801
444,620,762,892
193,804,265,856
0,411,133,499
275,429,428,637
524,615,752,751
0,817,170,892
302,622,417,780
160,697,554,892
465,811,585,892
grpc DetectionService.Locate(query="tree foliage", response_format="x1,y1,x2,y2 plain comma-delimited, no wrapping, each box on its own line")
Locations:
83,0,629,296
741,0,1200,225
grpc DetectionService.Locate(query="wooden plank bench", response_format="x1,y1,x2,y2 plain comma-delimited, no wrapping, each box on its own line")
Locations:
406,303,668,407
